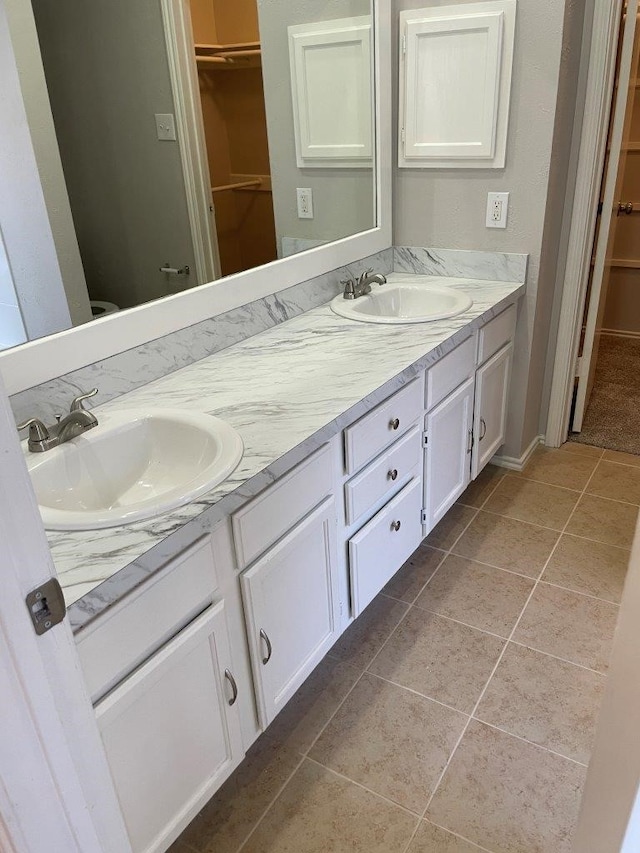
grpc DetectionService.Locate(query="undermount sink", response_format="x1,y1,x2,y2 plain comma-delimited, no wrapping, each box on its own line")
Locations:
331,279,473,324
25,409,243,530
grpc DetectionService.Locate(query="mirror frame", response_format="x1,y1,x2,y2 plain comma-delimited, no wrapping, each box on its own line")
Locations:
0,0,391,397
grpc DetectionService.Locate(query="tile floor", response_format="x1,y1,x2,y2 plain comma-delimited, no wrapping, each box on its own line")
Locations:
171,443,639,853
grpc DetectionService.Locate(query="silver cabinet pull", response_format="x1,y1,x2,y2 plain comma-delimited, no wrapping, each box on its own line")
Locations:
479,418,487,441
259,628,272,665
388,468,398,481
389,417,400,431
391,520,401,532
224,669,238,706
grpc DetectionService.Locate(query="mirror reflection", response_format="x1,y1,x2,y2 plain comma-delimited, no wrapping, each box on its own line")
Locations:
2,0,375,351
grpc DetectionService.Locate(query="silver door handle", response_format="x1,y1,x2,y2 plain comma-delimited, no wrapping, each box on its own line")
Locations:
159,263,190,275
224,669,238,706
259,628,272,665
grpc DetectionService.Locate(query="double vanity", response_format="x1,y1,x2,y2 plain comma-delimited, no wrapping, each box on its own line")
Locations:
26,273,524,853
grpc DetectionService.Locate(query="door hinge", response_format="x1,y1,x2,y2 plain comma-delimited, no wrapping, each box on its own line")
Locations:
402,34,407,55
575,356,583,378
421,509,428,524
26,578,66,636
422,430,428,448
597,201,603,217
401,127,406,143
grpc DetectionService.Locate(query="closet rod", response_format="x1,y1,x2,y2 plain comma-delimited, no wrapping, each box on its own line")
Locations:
211,180,262,193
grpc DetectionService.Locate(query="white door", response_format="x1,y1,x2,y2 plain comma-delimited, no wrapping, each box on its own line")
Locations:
573,1,640,431
472,344,513,478
424,377,475,531
241,498,339,728
96,601,244,853
0,373,131,853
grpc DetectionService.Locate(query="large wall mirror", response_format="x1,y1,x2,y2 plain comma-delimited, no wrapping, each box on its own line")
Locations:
0,0,390,393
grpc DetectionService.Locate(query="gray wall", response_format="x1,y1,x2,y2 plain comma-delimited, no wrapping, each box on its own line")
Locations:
258,0,375,254
393,0,587,458
31,0,197,311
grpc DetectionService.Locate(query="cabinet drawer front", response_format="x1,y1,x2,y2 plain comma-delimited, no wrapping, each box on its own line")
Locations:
344,379,423,474
232,443,333,569
349,477,423,617
76,535,218,703
477,303,516,365
96,602,243,853
344,426,422,525
425,335,475,411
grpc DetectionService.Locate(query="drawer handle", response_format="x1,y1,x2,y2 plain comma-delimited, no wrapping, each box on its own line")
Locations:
391,520,401,532
224,669,238,706
389,417,400,431
479,418,487,441
260,628,272,665
388,468,398,481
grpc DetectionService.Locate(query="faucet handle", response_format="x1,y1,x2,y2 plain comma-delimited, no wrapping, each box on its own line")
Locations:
17,418,50,446
70,388,98,412
359,268,374,283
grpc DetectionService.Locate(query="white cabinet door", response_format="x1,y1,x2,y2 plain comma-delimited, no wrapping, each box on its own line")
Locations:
241,498,339,727
424,377,475,531
473,343,513,478
96,602,244,853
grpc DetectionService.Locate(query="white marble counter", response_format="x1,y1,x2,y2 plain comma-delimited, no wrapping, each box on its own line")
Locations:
61,274,525,632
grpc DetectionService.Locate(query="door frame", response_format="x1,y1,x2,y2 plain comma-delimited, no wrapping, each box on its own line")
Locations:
545,0,625,447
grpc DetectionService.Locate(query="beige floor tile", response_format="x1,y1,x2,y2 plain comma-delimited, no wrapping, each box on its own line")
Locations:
167,841,197,853
265,656,362,754
558,442,604,458
483,476,580,530
476,644,606,764
383,545,446,603
543,534,630,603
242,759,418,853
407,821,486,852
457,464,505,508
452,511,559,578
368,608,504,713
427,721,586,853
513,584,619,673
515,447,599,491
179,736,301,853
309,673,466,813
603,448,640,467
587,460,640,506
329,593,409,672
424,504,478,550
566,493,639,549
414,555,534,637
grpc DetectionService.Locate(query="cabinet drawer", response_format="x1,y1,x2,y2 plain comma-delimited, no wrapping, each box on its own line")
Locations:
232,443,333,569
477,303,517,365
344,379,423,474
76,535,218,703
344,426,422,525
425,335,475,411
349,477,423,617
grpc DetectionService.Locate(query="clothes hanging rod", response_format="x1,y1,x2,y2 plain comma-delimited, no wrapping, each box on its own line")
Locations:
211,179,262,193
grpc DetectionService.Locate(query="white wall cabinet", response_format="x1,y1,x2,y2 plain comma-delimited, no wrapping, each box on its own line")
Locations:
472,343,513,478
96,602,244,853
240,498,340,728
398,1,516,169
424,376,475,530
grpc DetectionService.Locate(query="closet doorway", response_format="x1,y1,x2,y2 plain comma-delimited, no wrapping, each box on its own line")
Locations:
570,2,640,454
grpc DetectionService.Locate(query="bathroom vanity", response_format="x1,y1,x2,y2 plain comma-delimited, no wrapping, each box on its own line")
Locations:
58,274,522,853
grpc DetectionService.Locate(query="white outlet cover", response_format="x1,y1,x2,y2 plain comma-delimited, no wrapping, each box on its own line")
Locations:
155,113,177,141
296,187,314,219
486,191,509,228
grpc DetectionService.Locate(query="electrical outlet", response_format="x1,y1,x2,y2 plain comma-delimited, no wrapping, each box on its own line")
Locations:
155,113,177,141
296,187,313,219
486,192,509,229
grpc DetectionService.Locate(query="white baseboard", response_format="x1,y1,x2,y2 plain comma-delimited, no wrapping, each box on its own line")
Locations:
601,328,640,340
491,434,545,472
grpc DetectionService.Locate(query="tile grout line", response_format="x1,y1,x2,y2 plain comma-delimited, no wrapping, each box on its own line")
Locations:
469,718,589,767
412,457,605,843
420,819,497,853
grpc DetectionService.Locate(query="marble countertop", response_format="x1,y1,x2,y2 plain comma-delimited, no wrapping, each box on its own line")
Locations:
58,274,525,632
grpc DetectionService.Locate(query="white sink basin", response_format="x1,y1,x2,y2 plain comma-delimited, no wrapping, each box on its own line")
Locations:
26,409,243,530
331,280,473,324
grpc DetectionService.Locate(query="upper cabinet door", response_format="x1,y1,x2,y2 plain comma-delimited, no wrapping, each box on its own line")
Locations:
288,17,373,168
399,1,516,169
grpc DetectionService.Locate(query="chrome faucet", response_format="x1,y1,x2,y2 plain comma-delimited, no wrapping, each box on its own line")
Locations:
342,269,387,300
18,389,99,452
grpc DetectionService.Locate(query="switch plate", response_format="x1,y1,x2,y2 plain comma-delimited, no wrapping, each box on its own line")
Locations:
296,187,314,219
486,192,509,228
155,113,177,141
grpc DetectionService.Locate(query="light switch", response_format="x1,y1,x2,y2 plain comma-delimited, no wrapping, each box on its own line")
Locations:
155,113,177,141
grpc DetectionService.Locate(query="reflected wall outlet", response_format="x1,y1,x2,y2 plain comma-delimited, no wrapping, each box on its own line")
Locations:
296,187,314,219
486,192,509,228
155,114,177,141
